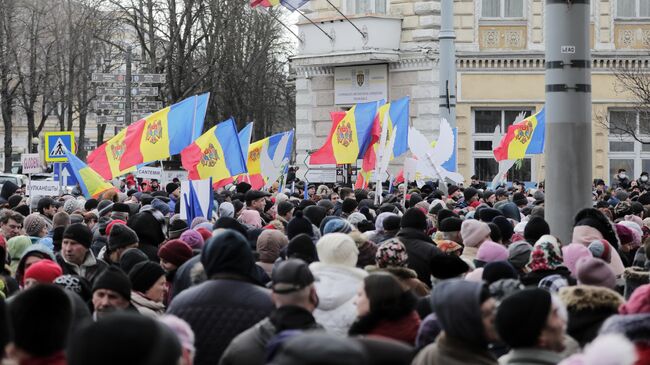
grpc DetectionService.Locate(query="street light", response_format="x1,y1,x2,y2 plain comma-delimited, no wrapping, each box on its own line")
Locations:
31,137,40,154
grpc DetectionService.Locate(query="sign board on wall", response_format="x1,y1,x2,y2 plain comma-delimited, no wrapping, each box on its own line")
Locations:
334,64,388,105
27,181,60,196
136,166,163,180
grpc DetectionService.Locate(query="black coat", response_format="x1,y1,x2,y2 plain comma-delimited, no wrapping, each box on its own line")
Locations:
396,228,442,288
167,277,274,365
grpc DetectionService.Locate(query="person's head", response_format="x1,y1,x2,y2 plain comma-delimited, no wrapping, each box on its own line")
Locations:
277,201,295,221
354,272,414,318
496,288,566,352
166,183,180,198
158,315,195,365
158,239,193,272
339,187,353,201
461,219,491,248
201,229,258,280
316,233,358,267
67,312,182,365
107,224,139,263
23,260,62,289
471,175,479,185
61,223,92,266
92,267,132,317
342,198,358,215
37,197,57,218
129,261,166,303
400,207,428,232
0,210,24,239
245,190,269,211
7,285,72,359
270,259,319,312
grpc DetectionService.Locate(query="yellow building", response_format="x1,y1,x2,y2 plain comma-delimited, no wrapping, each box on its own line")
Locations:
455,0,650,185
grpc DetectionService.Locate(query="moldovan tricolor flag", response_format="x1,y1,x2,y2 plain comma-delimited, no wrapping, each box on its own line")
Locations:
246,130,295,189
87,128,136,180
181,118,248,181
118,93,209,171
493,107,546,162
356,97,410,188
64,149,116,199
309,101,378,165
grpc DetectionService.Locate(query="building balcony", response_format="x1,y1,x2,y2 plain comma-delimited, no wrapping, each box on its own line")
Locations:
291,15,402,67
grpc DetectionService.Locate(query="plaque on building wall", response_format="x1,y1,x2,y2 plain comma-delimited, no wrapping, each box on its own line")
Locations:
334,64,388,105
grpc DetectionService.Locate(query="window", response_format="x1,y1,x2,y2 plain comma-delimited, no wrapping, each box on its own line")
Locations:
472,108,535,183
617,0,650,18
346,0,386,15
608,109,650,184
481,0,524,18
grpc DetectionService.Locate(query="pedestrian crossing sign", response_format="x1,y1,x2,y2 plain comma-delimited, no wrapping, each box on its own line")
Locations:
44,131,75,162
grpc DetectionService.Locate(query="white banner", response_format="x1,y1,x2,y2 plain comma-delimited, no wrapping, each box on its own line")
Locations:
334,64,388,105
136,166,163,180
21,154,43,174
27,181,60,196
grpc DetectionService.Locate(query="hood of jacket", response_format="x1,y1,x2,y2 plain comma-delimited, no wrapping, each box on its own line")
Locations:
431,279,487,348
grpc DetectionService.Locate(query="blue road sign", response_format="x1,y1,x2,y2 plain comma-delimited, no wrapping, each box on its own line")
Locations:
44,131,75,162
53,163,78,186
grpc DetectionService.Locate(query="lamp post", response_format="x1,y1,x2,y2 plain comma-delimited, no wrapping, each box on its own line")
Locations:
31,137,40,154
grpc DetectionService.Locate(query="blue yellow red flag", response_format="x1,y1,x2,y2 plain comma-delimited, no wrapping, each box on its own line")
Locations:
64,149,116,199
493,107,545,162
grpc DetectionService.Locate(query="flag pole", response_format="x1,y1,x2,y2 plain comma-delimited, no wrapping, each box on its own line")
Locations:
263,8,303,42
283,2,333,40
324,0,366,39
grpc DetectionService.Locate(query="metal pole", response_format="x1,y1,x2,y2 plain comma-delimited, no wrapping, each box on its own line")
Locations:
125,46,133,125
545,0,592,243
439,0,457,170
325,0,366,39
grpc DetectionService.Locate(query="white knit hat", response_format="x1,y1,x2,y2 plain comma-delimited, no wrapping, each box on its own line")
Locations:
316,233,359,267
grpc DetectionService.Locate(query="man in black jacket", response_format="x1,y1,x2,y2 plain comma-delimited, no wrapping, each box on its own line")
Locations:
396,208,442,288
220,259,322,365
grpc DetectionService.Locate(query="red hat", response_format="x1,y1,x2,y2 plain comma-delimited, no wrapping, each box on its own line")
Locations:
195,228,212,242
158,239,193,267
24,260,62,285
105,219,127,236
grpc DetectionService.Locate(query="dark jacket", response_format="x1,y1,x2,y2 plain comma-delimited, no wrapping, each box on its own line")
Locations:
396,227,441,287
167,276,274,365
219,305,322,365
520,266,575,287
55,251,108,284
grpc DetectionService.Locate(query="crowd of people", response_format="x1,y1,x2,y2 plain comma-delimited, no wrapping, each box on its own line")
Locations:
0,171,649,365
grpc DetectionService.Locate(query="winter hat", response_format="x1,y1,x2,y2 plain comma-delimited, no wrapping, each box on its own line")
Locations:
489,278,525,301
150,199,170,216
67,312,182,365
436,209,459,227
179,229,205,250
105,219,127,237
108,224,139,251
476,240,509,263
436,240,463,255
374,212,397,232
23,213,48,237
218,202,235,218
478,208,502,223
429,254,470,279
269,332,366,365
286,211,314,239
499,202,522,222
615,224,636,247
575,257,616,289
158,240,193,268
382,215,401,232
562,243,593,277
316,233,358,267
323,218,353,235
527,235,564,271
8,285,72,357
524,216,551,244
190,217,208,229
257,230,289,263
195,227,212,242
168,219,188,239
463,187,479,202
7,194,22,208
84,199,99,211
491,216,514,242
159,315,195,355
588,239,612,263
119,248,149,274
512,192,528,206
573,208,619,250
63,223,93,248
287,233,318,264
213,217,248,237
201,229,259,280
303,206,327,228
496,288,551,348
461,219,491,247
619,284,650,314
341,198,358,214
347,212,366,228
92,266,131,301
400,208,428,231
624,214,644,230
238,209,262,228
97,200,114,217
482,261,518,284
617,221,642,248
439,217,462,232
64,198,83,214
24,260,63,284
166,183,179,195
128,261,165,293
557,334,636,365
375,238,408,268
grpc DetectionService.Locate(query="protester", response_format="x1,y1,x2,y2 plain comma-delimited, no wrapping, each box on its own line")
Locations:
91,266,133,320
129,261,167,317
57,223,108,284
396,208,441,287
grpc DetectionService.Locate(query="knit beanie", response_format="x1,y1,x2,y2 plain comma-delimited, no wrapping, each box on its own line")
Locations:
166,183,179,195
347,212,366,228
23,213,47,237
512,192,528,207
287,233,318,264
257,230,289,263
576,257,616,289
63,223,93,248
190,217,208,229
195,227,212,242
93,266,131,301
375,238,408,268
286,211,314,239
97,200,114,217
527,235,564,272
478,208,502,223
64,199,83,214
429,254,470,279
562,243,592,277
436,209,459,228
151,199,171,217
108,224,139,251
168,219,188,239
587,239,612,263
180,229,205,250
341,198,358,214
323,218,353,235
24,260,63,284
461,219,491,247
492,216,514,242
382,215,402,232
617,222,642,248
400,208,428,231
158,240,193,268
105,219,126,237
524,216,551,244
439,217,462,232
119,248,149,274
316,233,358,267
496,288,551,348
476,240,509,263
482,261,518,284
619,284,650,314
129,261,165,293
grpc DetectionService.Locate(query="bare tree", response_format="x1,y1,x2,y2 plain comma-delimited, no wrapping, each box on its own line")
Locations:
0,0,21,172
